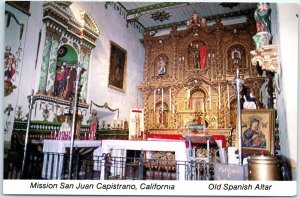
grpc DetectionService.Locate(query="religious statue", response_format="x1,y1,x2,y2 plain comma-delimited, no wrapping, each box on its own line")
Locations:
187,12,206,28
58,116,71,140
194,44,200,69
87,110,98,140
158,57,166,75
242,86,257,109
254,3,271,34
231,48,241,64
252,3,272,49
54,64,69,98
158,106,166,128
189,42,208,69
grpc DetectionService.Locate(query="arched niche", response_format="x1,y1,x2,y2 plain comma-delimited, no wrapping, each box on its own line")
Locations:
154,54,168,76
226,44,248,75
189,89,206,112
187,40,207,70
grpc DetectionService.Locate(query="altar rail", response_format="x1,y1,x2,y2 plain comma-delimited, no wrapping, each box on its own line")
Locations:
6,151,214,180
41,152,214,180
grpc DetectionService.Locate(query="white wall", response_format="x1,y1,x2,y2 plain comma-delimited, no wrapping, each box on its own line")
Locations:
3,4,30,142
18,2,44,117
272,3,298,178
70,2,145,124
3,2,145,143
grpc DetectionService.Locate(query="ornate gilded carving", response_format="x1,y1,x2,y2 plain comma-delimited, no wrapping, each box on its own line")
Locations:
250,45,279,73
140,18,262,141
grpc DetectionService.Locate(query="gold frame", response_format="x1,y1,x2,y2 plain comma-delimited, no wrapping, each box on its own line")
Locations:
108,41,127,92
238,109,275,155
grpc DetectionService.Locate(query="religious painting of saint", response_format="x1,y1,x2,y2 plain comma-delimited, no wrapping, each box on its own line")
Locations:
108,41,127,92
239,109,274,155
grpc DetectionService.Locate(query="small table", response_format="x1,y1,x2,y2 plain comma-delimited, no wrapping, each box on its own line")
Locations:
42,140,102,179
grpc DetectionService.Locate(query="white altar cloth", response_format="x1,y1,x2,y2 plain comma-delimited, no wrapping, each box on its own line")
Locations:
42,140,102,179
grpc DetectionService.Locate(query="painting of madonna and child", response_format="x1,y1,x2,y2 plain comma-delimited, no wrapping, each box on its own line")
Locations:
240,109,275,155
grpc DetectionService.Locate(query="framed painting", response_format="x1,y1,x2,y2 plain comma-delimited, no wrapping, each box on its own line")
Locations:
238,109,275,155
108,41,127,92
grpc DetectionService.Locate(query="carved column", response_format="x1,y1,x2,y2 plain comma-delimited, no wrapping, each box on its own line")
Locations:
37,32,53,94
142,89,150,131
46,35,61,95
142,38,152,82
170,24,179,79
219,83,226,128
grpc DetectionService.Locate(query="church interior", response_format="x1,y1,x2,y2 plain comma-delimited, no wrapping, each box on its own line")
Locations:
2,1,298,181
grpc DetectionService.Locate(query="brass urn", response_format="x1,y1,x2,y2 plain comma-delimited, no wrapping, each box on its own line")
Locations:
248,154,281,180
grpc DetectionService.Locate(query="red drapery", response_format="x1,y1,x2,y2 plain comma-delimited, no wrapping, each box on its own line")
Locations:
199,45,207,69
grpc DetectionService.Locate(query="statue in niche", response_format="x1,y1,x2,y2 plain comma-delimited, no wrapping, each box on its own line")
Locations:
158,57,166,75
189,43,200,69
189,42,207,69
158,106,167,128
54,64,69,98
54,63,77,100
231,48,241,64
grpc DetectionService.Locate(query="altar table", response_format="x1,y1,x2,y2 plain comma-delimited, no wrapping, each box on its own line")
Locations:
95,139,188,180
42,140,102,179
146,133,227,163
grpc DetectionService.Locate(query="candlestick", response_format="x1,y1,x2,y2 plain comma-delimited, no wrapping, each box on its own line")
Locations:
169,88,172,111
162,88,164,112
154,89,156,112
227,84,230,109
218,84,221,110
232,68,244,166
208,86,211,110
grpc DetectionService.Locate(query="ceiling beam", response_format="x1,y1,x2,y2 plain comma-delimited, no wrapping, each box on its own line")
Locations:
145,8,256,32
127,2,186,15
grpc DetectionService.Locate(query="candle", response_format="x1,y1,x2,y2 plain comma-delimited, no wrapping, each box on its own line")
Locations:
162,88,164,112
218,84,221,110
209,86,211,110
154,89,156,112
227,84,230,109
169,88,172,111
